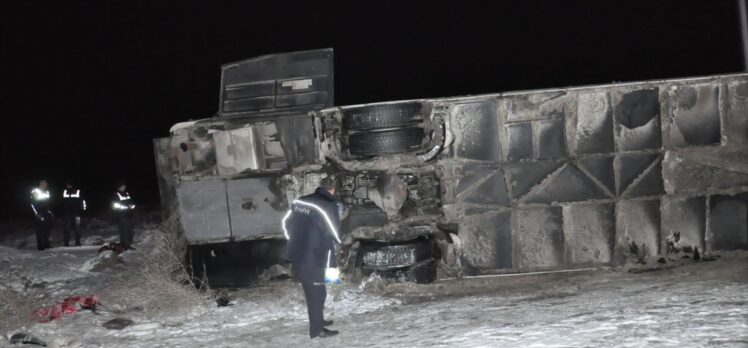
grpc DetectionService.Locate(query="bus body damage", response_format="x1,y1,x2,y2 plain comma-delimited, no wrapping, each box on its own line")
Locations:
154,48,748,285
312,73,748,278
153,49,335,286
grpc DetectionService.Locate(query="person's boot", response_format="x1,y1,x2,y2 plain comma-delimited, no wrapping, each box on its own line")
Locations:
315,328,339,338
323,320,334,326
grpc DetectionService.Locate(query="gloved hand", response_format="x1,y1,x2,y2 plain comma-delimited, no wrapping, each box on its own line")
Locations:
324,267,341,285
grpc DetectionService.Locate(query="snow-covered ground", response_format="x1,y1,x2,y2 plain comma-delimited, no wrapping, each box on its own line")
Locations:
1,223,747,348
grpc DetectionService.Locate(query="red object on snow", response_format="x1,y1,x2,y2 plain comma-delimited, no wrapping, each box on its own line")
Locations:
32,294,101,323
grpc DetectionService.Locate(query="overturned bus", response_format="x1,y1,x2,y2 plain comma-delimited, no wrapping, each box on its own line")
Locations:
155,48,748,286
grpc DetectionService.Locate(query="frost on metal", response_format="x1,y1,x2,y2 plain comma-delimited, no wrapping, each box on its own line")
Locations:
158,56,748,279
416,73,748,273
306,73,748,275
442,74,748,270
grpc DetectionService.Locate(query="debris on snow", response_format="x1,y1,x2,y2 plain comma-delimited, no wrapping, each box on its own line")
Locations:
32,295,101,323
9,332,47,346
102,318,134,330
216,297,232,307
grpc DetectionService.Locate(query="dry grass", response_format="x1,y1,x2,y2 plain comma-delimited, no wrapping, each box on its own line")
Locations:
135,209,213,318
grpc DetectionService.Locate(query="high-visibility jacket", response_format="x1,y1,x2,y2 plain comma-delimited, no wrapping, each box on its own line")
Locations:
283,187,342,268
112,191,135,213
30,187,52,218
62,188,86,215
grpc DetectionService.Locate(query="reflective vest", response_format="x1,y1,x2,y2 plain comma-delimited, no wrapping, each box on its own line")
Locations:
112,191,135,211
30,188,51,216
62,189,87,213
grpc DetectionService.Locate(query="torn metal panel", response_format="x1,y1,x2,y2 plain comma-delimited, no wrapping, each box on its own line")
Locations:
367,174,408,220
612,88,662,152
667,84,721,148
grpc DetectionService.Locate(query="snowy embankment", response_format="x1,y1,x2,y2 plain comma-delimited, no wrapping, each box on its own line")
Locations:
1,224,747,348
0,226,399,348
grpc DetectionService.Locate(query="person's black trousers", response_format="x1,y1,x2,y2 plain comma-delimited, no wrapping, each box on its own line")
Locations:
294,262,327,338
34,216,52,250
117,215,134,247
63,215,81,246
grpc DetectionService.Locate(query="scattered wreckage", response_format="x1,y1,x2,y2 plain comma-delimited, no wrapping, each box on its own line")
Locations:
154,48,748,285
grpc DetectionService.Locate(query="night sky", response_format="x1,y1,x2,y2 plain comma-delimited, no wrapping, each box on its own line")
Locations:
0,0,743,220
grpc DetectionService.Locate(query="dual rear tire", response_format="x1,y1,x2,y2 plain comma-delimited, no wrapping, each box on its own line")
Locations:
342,103,427,156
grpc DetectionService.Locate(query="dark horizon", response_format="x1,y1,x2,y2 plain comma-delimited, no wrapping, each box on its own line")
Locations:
0,0,744,220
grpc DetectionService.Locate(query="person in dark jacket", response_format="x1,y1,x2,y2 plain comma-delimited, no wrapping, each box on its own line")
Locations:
61,181,86,247
30,179,53,250
282,178,343,339
112,181,136,249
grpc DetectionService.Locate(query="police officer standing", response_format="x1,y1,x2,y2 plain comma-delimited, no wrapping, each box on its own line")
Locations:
61,181,86,247
30,179,53,250
282,178,342,339
112,181,136,249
